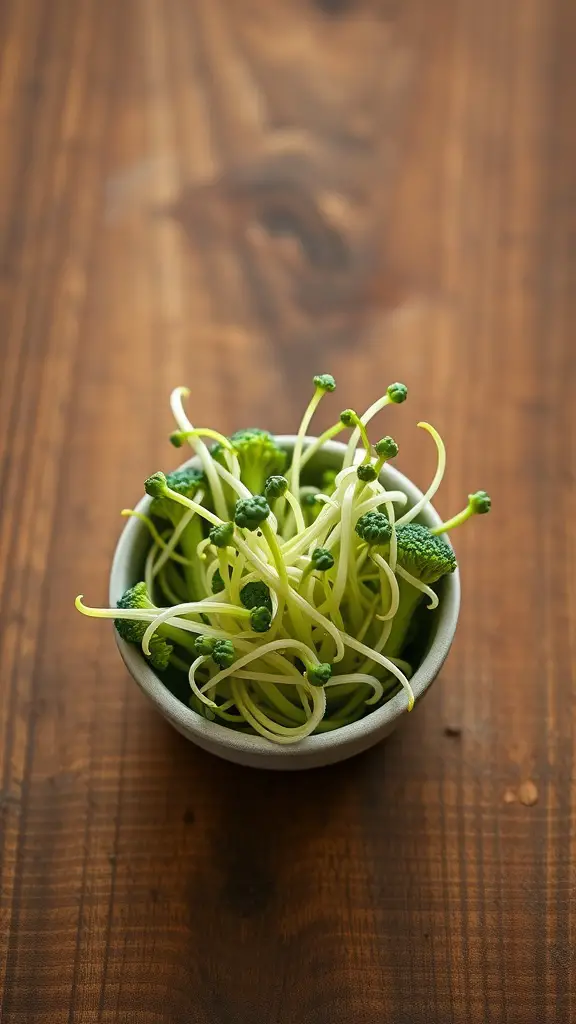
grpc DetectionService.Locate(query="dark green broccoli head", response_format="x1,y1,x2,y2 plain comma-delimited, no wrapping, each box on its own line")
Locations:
212,639,235,669
145,472,168,498
339,409,356,428
396,522,457,585
375,436,399,460
211,568,226,594
209,521,234,548
355,510,393,546
240,581,272,612
167,466,204,494
234,495,270,532
313,373,336,392
115,583,172,671
250,606,272,633
169,431,187,448
357,463,377,482
212,428,287,495
194,635,217,657
310,548,335,572
387,382,408,404
264,475,288,500
306,662,332,686
117,581,154,612
469,490,491,515
149,466,205,523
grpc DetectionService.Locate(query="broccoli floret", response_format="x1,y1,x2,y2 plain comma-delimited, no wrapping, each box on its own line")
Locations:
339,408,372,459
357,464,377,482
264,475,288,500
355,510,393,546
375,436,399,460
145,471,168,498
311,547,335,572
250,606,272,633
209,521,234,548
234,495,270,532
300,547,335,585
387,382,408,404
194,635,217,657
240,580,273,612
195,634,236,669
396,523,457,585
313,374,336,392
148,467,204,523
306,662,332,687
212,428,287,496
146,467,206,600
115,582,195,670
469,490,491,514
339,409,356,428
213,639,235,668
385,523,457,659
431,490,492,535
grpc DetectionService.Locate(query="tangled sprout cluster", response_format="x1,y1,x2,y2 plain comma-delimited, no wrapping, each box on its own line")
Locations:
77,376,490,744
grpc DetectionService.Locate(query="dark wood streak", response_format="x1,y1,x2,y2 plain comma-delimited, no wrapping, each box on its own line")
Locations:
1,0,576,1021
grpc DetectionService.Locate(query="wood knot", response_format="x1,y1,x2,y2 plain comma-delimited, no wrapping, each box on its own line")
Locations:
313,0,351,16
169,143,405,361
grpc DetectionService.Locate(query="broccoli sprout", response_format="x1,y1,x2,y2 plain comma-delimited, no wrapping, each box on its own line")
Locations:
374,436,399,460
250,606,272,633
264,475,288,500
212,428,286,496
115,584,174,671
387,382,408,404
209,522,234,548
195,635,217,657
240,581,273,612
431,490,492,534
78,374,489,743
234,496,270,532
355,510,393,546
313,374,336,392
310,548,335,572
306,663,333,687
357,464,377,482
145,467,208,600
212,639,235,668
81,582,197,671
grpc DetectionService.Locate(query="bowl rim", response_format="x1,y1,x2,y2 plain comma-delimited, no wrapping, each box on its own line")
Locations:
109,435,460,760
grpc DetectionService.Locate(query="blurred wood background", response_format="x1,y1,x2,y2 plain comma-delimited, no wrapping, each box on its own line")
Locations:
0,0,574,1021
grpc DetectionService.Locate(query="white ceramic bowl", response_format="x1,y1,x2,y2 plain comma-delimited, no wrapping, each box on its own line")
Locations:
109,436,460,770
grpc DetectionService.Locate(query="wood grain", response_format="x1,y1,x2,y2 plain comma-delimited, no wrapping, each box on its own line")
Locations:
1,0,575,1021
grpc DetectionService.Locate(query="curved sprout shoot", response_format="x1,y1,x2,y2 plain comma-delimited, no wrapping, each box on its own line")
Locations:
395,422,446,527
396,564,439,610
169,387,229,521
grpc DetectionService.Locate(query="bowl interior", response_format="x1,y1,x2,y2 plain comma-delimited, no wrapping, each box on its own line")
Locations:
109,436,460,762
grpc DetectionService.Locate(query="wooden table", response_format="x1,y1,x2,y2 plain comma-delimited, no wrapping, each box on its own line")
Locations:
1,1,574,1020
